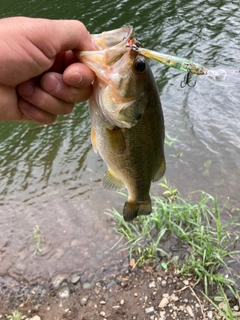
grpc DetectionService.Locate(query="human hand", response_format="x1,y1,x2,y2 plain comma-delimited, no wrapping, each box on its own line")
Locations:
0,17,96,123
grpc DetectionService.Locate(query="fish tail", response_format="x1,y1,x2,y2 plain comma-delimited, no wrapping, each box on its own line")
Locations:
123,199,152,222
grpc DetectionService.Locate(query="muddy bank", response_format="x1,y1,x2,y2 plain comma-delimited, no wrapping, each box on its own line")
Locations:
1,257,240,320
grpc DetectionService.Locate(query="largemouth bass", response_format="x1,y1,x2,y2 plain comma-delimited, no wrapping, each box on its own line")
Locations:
76,26,165,221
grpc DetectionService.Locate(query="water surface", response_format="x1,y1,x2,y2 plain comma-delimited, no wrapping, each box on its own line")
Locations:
0,0,240,283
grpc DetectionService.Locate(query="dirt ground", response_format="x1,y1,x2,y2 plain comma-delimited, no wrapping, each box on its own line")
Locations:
1,259,239,320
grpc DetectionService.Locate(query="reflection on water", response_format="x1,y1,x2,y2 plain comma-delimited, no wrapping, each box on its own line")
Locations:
0,0,240,282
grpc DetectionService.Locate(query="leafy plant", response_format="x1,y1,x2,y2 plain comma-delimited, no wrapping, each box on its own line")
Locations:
6,311,26,320
33,225,42,255
108,181,240,295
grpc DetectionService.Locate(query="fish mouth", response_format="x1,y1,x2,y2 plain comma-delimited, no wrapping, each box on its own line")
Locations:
91,25,135,51
75,25,136,68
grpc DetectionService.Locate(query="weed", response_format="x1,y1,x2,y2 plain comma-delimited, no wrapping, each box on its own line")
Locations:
33,225,42,255
164,134,180,147
108,180,240,297
6,311,26,320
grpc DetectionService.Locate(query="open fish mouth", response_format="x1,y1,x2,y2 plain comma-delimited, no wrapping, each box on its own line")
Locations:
90,25,135,51
75,25,137,68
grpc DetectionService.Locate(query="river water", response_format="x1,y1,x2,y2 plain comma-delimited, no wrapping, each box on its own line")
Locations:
0,0,240,283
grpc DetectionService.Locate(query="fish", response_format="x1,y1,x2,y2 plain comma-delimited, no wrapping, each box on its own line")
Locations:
75,26,166,221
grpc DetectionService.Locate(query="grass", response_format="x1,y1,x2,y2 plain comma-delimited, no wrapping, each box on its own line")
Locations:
107,178,240,301
6,311,26,320
33,225,42,255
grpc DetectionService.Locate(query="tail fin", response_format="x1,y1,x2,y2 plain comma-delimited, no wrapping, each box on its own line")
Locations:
123,200,152,222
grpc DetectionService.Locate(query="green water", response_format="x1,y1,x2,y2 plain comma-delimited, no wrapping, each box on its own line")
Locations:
0,0,240,281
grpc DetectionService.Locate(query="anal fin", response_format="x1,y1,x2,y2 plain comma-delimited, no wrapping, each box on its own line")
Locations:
102,168,125,191
152,155,166,182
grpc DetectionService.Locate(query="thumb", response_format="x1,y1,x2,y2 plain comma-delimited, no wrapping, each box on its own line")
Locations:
48,19,97,53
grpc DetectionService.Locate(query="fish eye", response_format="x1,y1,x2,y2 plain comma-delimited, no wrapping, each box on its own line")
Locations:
135,58,146,72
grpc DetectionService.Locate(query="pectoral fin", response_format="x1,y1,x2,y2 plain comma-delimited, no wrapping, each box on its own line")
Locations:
152,156,166,182
91,127,98,153
102,168,125,191
106,127,126,154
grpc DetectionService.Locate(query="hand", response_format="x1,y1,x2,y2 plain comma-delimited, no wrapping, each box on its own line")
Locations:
0,17,96,123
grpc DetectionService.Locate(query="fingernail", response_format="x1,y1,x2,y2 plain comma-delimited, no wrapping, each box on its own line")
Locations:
17,82,34,97
43,75,62,93
65,72,84,87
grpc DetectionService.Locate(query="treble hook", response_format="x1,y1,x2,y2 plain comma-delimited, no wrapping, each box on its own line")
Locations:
180,71,196,88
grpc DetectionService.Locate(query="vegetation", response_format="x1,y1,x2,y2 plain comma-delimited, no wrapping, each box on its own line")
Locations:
6,311,26,320
33,225,42,255
107,178,240,318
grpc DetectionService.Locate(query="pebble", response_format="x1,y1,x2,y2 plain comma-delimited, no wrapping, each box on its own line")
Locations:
161,280,167,287
58,285,70,298
170,294,179,302
82,281,92,290
148,281,156,288
100,311,106,317
158,297,169,308
100,300,106,305
80,294,89,306
207,310,213,319
183,280,189,286
29,317,41,320
145,306,154,313
186,305,194,318
120,299,124,305
52,275,66,289
134,293,138,297
70,273,81,284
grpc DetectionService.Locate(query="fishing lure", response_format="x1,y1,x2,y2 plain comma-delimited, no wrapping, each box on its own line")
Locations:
128,44,240,87
130,45,208,75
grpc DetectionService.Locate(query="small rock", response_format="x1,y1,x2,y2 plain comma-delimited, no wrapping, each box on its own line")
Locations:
183,280,189,286
32,305,39,312
52,275,66,289
148,281,156,288
100,311,106,317
120,299,124,305
29,317,41,320
162,293,169,298
58,285,70,298
129,258,136,267
145,306,154,313
207,310,213,319
186,306,194,318
70,273,81,284
161,280,167,287
82,281,92,290
233,305,239,311
80,294,89,306
158,297,169,308
134,293,138,297
170,294,179,302
100,300,106,305
121,282,128,288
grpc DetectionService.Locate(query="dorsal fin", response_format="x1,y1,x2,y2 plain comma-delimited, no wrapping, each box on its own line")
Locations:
102,168,125,191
